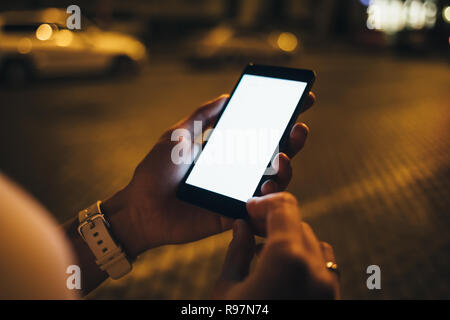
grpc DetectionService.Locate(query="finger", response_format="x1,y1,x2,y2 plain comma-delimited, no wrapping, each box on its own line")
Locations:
320,241,336,263
219,216,234,232
285,91,314,158
266,200,302,238
247,192,301,237
168,94,229,139
218,220,255,284
246,193,284,236
286,122,309,158
274,153,292,190
260,179,278,195
320,241,340,299
261,153,292,194
303,91,316,112
255,242,265,256
247,192,299,222
184,94,229,132
299,221,323,253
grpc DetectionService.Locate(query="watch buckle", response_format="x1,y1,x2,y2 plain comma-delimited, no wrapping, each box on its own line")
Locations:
77,213,110,241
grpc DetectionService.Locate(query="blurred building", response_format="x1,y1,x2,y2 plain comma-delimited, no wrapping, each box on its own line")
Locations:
0,0,448,56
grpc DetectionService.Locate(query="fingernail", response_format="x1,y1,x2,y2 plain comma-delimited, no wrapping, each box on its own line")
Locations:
279,153,289,163
300,123,309,137
273,155,283,173
262,180,276,194
291,124,307,139
290,125,298,139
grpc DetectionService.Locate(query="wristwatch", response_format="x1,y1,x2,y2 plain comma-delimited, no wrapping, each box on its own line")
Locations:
77,201,132,279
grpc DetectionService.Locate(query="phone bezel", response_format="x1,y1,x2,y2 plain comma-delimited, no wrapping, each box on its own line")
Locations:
177,64,316,219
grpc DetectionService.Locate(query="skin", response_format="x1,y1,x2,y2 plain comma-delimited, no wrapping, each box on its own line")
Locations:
213,193,340,299
63,92,338,298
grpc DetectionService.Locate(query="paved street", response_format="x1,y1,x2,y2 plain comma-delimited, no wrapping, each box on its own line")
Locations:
1,50,449,299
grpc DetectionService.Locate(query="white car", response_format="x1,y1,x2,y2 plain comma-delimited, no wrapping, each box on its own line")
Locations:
0,8,147,85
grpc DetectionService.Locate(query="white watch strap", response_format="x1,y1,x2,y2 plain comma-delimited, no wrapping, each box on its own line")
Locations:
78,201,132,279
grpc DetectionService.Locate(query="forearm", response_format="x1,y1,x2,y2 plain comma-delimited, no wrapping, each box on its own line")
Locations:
63,217,108,295
62,188,145,296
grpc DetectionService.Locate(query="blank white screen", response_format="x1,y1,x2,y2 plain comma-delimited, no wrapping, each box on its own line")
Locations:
186,74,307,202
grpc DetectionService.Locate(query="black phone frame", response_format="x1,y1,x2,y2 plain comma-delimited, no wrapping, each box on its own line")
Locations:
177,64,316,219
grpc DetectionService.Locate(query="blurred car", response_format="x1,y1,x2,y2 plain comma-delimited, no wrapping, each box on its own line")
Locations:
0,8,147,85
185,25,300,68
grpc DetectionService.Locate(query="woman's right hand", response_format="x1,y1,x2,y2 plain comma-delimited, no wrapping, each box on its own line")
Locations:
213,192,340,299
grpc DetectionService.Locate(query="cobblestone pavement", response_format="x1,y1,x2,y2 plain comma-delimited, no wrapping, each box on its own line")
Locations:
1,51,449,299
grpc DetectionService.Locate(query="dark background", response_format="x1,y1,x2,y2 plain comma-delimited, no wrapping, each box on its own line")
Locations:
0,0,449,299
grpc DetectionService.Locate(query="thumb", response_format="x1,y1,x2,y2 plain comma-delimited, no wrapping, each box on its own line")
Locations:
217,220,255,287
178,94,229,137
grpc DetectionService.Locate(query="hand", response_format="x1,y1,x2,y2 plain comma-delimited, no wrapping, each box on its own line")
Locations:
213,192,340,299
102,93,315,258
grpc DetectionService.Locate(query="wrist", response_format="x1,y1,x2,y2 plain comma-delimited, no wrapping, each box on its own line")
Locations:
101,188,147,260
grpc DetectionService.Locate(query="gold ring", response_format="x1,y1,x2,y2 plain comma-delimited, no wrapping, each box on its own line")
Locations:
326,261,340,277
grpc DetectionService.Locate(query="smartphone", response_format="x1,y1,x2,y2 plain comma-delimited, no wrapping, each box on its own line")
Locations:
177,64,315,219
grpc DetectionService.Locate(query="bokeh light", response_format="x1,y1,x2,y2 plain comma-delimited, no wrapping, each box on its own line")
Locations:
55,29,74,47
366,0,437,33
443,6,450,23
277,32,298,52
35,24,53,41
17,38,32,54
